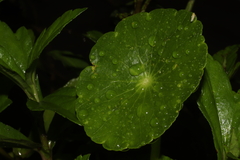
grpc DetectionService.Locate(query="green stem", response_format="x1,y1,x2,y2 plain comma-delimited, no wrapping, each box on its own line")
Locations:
150,138,161,160
27,70,54,160
185,0,195,12
36,134,52,160
141,0,152,12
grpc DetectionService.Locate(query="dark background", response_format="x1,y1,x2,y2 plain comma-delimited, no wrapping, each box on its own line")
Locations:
0,0,240,160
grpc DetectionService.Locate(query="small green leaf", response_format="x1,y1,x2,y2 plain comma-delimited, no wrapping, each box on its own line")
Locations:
29,8,87,67
213,44,240,78
27,87,80,124
159,155,173,160
47,50,89,69
76,9,207,150
0,95,12,113
0,122,41,148
84,30,103,43
198,55,240,160
0,74,13,112
0,23,33,79
74,154,90,160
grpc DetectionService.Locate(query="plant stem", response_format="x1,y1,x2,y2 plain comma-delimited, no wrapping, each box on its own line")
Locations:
28,71,54,160
150,138,161,160
36,134,52,160
134,0,144,14
141,0,152,12
185,0,195,12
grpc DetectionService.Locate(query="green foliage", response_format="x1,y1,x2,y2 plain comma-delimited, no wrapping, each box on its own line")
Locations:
47,50,89,69
27,86,80,124
0,74,13,112
84,30,103,43
198,55,240,160
74,154,91,160
0,122,40,148
75,9,207,150
0,2,239,160
0,7,87,160
213,45,240,78
30,8,87,67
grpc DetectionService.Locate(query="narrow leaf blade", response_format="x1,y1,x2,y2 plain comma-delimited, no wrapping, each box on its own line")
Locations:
0,122,41,148
29,8,87,66
27,87,80,124
198,55,240,159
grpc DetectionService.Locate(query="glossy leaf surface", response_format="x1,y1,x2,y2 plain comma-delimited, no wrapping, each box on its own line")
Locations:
0,122,41,148
0,24,33,79
76,9,207,150
198,55,240,159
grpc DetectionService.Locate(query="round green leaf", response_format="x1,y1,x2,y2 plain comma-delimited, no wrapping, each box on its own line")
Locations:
76,9,207,150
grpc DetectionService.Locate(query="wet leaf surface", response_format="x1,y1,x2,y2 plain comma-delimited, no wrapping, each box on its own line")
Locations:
76,9,207,150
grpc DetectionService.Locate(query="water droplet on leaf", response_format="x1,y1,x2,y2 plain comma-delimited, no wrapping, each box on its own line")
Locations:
87,84,94,90
161,41,166,46
137,103,149,117
146,13,152,21
77,110,88,119
150,118,160,127
179,72,184,77
160,105,166,110
158,49,164,56
99,51,105,56
148,36,156,47
112,59,118,64
91,73,97,79
129,63,145,76
106,90,116,100
172,51,180,58
185,49,190,55
177,25,183,30
131,21,138,28
94,98,100,103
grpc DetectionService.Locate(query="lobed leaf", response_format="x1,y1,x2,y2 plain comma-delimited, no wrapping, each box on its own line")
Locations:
76,9,207,150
